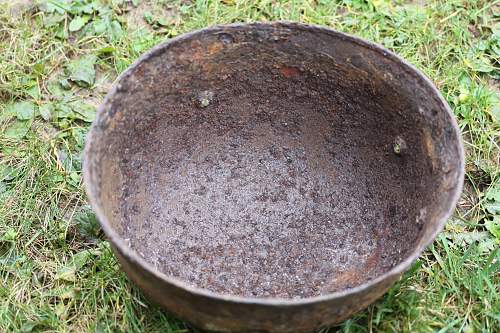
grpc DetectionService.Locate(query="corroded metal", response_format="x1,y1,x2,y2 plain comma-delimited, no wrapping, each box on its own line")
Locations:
83,22,464,333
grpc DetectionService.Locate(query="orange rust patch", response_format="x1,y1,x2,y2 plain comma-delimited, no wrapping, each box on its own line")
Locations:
333,268,363,290
279,66,300,78
190,41,224,62
324,246,382,293
207,42,224,55
422,127,438,172
363,246,381,272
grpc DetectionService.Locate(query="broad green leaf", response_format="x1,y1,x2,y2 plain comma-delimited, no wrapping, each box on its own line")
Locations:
476,40,488,51
493,23,500,36
55,265,76,282
44,172,64,183
55,104,74,119
69,16,88,32
93,18,107,34
3,104,16,118
444,230,495,253
0,254,26,267
50,286,76,299
44,13,65,27
59,288,75,299
0,164,18,181
56,24,69,39
92,16,123,41
72,250,92,270
0,182,10,200
484,185,500,214
1,228,17,241
143,11,154,24
20,321,38,333
33,62,46,76
485,186,500,202
108,20,123,41
156,17,170,27
464,54,494,73
71,127,87,149
56,148,72,172
485,216,500,242
47,80,66,98
70,1,95,15
39,0,72,14
478,237,497,253
485,201,500,214
492,104,500,124
39,104,54,121
55,250,97,283
56,118,72,129
69,101,96,122
55,302,67,317
27,85,41,99
491,41,500,57
74,206,101,240
68,171,81,187
7,101,36,120
59,78,72,90
66,55,97,87
93,1,110,15
4,119,32,139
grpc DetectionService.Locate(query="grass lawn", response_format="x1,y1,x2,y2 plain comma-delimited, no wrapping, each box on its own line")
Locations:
0,0,499,332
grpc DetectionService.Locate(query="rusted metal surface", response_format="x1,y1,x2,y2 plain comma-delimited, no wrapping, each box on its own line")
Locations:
83,22,464,332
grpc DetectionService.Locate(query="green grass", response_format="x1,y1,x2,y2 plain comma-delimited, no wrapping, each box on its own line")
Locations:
0,0,499,332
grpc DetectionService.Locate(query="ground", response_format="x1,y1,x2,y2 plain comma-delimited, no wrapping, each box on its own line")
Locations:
0,0,498,332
